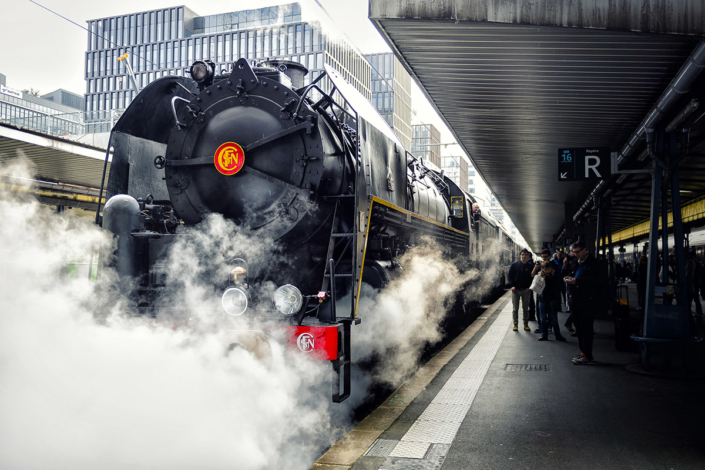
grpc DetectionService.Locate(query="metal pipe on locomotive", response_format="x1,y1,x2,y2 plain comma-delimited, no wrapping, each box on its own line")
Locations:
98,57,508,402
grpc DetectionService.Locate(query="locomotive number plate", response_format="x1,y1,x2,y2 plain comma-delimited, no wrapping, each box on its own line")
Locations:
214,142,245,175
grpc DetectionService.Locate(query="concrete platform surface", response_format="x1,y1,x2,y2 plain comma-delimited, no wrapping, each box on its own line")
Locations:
317,285,705,470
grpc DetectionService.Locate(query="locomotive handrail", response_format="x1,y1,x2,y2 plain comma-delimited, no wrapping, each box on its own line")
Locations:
292,71,327,120
170,96,191,129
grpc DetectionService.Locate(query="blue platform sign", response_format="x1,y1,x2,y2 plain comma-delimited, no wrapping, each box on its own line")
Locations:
558,147,611,181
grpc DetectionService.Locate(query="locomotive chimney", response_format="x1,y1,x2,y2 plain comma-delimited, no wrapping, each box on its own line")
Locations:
263,59,308,89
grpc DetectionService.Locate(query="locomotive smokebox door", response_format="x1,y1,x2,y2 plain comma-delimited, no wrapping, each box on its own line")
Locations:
451,196,464,218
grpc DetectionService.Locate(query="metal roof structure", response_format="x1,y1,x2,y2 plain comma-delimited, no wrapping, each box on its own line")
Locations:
370,0,705,251
0,123,109,211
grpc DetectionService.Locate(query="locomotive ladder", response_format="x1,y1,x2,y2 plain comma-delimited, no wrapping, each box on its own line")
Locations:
309,77,360,403
320,199,355,402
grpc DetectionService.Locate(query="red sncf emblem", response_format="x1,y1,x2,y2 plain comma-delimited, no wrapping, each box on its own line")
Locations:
214,142,245,175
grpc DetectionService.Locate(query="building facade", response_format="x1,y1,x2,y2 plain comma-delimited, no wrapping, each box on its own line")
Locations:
410,123,441,168
0,77,87,136
441,155,468,195
84,4,371,119
365,52,412,150
40,90,85,111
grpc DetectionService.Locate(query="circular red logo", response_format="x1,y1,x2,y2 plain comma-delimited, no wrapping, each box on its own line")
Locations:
214,142,245,175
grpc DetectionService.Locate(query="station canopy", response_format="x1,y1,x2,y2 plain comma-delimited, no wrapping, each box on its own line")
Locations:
370,0,705,251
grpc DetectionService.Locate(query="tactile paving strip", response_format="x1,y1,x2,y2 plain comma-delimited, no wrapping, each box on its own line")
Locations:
387,302,512,459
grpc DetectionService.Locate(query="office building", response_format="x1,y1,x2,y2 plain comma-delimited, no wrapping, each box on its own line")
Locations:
410,123,440,168
84,3,371,119
365,53,412,149
441,155,468,194
40,90,85,111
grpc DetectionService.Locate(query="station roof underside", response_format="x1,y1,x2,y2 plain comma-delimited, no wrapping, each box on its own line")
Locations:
0,124,109,211
370,0,705,251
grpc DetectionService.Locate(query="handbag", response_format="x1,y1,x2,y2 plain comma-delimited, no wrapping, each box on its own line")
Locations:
530,274,546,295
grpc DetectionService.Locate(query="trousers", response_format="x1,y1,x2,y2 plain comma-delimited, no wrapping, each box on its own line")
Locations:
573,303,595,360
511,288,532,324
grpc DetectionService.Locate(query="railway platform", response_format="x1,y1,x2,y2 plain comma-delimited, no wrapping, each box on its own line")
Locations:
313,288,705,470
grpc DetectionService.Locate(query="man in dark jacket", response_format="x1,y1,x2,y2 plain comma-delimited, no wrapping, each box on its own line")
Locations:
564,241,607,365
508,248,535,331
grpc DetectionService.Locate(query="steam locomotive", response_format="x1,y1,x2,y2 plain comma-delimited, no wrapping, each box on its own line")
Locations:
98,58,520,402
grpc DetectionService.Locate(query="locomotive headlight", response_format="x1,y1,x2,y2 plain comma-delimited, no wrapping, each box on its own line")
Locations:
273,285,303,316
222,287,249,316
190,60,213,83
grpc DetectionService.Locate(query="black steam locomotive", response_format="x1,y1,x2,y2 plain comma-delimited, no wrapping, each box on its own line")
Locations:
98,58,519,402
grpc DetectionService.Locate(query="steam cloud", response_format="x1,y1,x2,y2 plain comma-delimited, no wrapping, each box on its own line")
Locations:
0,159,340,470
0,156,503,468
350,239,501,388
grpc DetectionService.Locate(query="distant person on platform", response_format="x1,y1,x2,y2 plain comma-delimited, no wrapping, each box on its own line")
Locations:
536,261,567,342
508,248,535,331
564,241,607,365
686,250,703,316
531,249,553,333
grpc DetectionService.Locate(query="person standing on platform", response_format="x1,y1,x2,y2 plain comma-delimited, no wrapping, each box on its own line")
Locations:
636,255,648,311
564,241,607,365
531,249,553,333
552,252,565,310
537,262,567,342
563,251,578,334
685,250,702,316
508,248,535,331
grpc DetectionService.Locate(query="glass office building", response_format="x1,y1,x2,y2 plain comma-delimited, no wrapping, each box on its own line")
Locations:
84,4,371,119
365,53,412,150
411,123,441,168
441,155,469,195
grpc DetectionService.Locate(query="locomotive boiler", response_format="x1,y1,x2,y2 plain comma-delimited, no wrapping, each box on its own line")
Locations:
99,57,511,401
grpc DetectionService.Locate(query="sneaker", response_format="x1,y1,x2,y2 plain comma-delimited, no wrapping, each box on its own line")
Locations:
523,322,531,331
555,336,567,342
534,328,542,333
538,336,549,341
564,323,575,332
513,324,518,331
572,353,585,363
570,331,578,337
573,356,595,365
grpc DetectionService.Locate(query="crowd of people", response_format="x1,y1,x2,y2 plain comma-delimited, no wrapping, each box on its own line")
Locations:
507,242,607,365
507,242,704,365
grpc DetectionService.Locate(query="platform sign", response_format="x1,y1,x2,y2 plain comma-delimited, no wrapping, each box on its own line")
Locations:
558,147,610,181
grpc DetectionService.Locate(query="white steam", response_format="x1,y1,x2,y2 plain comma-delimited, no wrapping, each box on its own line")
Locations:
0,159,339,470
351,239,502,388
0,156,505,469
